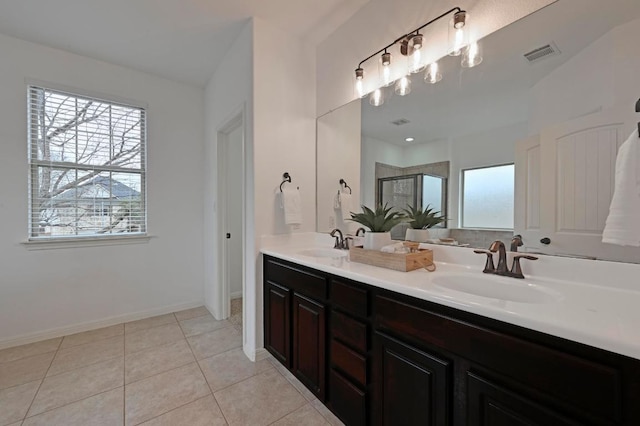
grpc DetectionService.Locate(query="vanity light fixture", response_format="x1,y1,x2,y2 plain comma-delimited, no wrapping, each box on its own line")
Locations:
379,51,394,87
424,61,442,84
405,137,415,142
461,40,483,68
354,7,483,106
395,75,412,96
369,88,385,106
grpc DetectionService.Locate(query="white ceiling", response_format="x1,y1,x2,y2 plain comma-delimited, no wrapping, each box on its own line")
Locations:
0,0,368,87
360,0,640,146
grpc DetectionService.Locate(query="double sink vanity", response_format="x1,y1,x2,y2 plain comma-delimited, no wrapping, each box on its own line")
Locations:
261,234,640,425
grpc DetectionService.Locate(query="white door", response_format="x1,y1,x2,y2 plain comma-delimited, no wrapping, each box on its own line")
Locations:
514,135,543,252
517,106,640,261
225,125,244,301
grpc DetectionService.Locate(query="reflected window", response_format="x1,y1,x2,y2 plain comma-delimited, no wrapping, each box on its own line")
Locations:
462,164,514,229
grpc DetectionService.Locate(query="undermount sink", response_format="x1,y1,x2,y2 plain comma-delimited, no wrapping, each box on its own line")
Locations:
298,248,348,259
433,274,560,304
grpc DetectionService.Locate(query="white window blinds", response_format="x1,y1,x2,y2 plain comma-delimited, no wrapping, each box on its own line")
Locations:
28,85,147,239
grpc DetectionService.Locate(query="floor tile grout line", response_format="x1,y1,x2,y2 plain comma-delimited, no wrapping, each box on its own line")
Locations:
19,337,63,421
0,349,59,371
124,352,195,387
128,394,216,426
21,385,123,423
124,319,179,336
182,322,235,339
174,315,232,426
201,355,275,396
58,325,124,350
123,318,127,426
43,352,123,380
57,332,124,352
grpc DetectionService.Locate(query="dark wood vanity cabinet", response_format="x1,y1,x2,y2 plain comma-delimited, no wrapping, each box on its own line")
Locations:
263,256,640,426
372,331,451,426
264,258,328,400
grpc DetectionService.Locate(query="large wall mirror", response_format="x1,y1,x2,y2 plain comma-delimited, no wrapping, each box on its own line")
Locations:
317,0,640,263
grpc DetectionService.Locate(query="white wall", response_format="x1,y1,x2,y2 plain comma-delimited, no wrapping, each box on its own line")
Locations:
360,135,404,208
362,122,526,228
203,22,253,324
0,34,205,345
252,17,317,352
316,0,557,115
317,100,361,233
446,122,526,227
529,18,640,133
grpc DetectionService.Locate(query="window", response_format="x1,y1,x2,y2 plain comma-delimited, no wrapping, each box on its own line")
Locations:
461,164,514,229
28,85,146,239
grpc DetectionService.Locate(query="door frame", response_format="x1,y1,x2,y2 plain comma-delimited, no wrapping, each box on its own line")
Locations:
216,108,246,321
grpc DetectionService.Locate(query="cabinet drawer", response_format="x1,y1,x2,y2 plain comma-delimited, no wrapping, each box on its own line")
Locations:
329,369,366,426
332,339,367,387
375,294,622,422
332,279,369,318
265,258,327,300
332,311,367,353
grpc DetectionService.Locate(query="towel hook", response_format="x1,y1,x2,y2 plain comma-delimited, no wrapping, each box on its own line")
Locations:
279,172,292,192
339,178,352,194
636,98,640,136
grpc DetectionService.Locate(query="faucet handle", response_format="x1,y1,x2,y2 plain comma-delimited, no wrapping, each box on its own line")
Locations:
510,254,538,279
344,236,353,250
474,249,496,274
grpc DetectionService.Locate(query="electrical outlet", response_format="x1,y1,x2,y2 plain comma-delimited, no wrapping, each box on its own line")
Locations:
329,215,336,228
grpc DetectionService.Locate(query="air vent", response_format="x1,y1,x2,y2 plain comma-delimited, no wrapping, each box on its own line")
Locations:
524,42,560,63
391,118,410,126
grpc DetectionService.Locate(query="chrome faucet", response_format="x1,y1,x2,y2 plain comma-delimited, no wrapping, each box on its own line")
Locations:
474,239,538,279
330,229,347,249
511,234,523,252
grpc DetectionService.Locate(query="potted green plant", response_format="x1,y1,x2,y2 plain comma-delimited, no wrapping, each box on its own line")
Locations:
349,204,406,250
402,204,445,242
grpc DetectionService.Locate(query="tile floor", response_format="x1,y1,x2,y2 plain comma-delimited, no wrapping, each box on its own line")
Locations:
0,306,344,426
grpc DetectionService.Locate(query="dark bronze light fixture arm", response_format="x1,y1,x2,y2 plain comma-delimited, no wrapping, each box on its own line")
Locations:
356,6,463,70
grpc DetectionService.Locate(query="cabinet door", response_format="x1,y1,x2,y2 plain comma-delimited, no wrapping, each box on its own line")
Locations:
373,332,451,426
265,281,291,367
467,372,581,426
292,293,326,400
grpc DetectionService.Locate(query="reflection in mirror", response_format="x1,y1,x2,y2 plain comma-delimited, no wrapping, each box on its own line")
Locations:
317,0,640,263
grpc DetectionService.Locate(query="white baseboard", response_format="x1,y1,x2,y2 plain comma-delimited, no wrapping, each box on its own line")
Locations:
230,291,243,300
0,300,206,350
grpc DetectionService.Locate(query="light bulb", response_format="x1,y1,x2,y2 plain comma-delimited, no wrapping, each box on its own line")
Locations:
355,79,366,98
395,76,412,96
354,68,366,98
424,62,442,84
369,88,385,106
449,11,470,56
409,48,426,74
380,52,393,87
462,41,483,68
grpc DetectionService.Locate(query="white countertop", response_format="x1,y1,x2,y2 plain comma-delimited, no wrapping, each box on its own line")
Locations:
260,233,640,360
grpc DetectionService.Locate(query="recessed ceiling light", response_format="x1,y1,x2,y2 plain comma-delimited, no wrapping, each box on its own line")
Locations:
405,137,414,142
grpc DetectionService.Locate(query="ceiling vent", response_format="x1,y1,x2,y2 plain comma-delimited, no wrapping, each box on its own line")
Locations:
524,42,560,63
391,118,410,126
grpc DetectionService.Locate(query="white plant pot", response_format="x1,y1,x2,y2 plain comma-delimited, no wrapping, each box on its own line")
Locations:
364,232,392,251
405,228,431,243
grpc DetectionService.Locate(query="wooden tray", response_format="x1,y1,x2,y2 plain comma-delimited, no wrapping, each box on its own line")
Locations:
349,244,434,272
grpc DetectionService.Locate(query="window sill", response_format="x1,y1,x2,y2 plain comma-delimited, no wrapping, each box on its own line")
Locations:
22,235,154,250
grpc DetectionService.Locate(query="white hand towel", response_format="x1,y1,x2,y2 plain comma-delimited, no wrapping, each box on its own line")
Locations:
339,191,353,217
602,130,640,246
281,188,302,225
